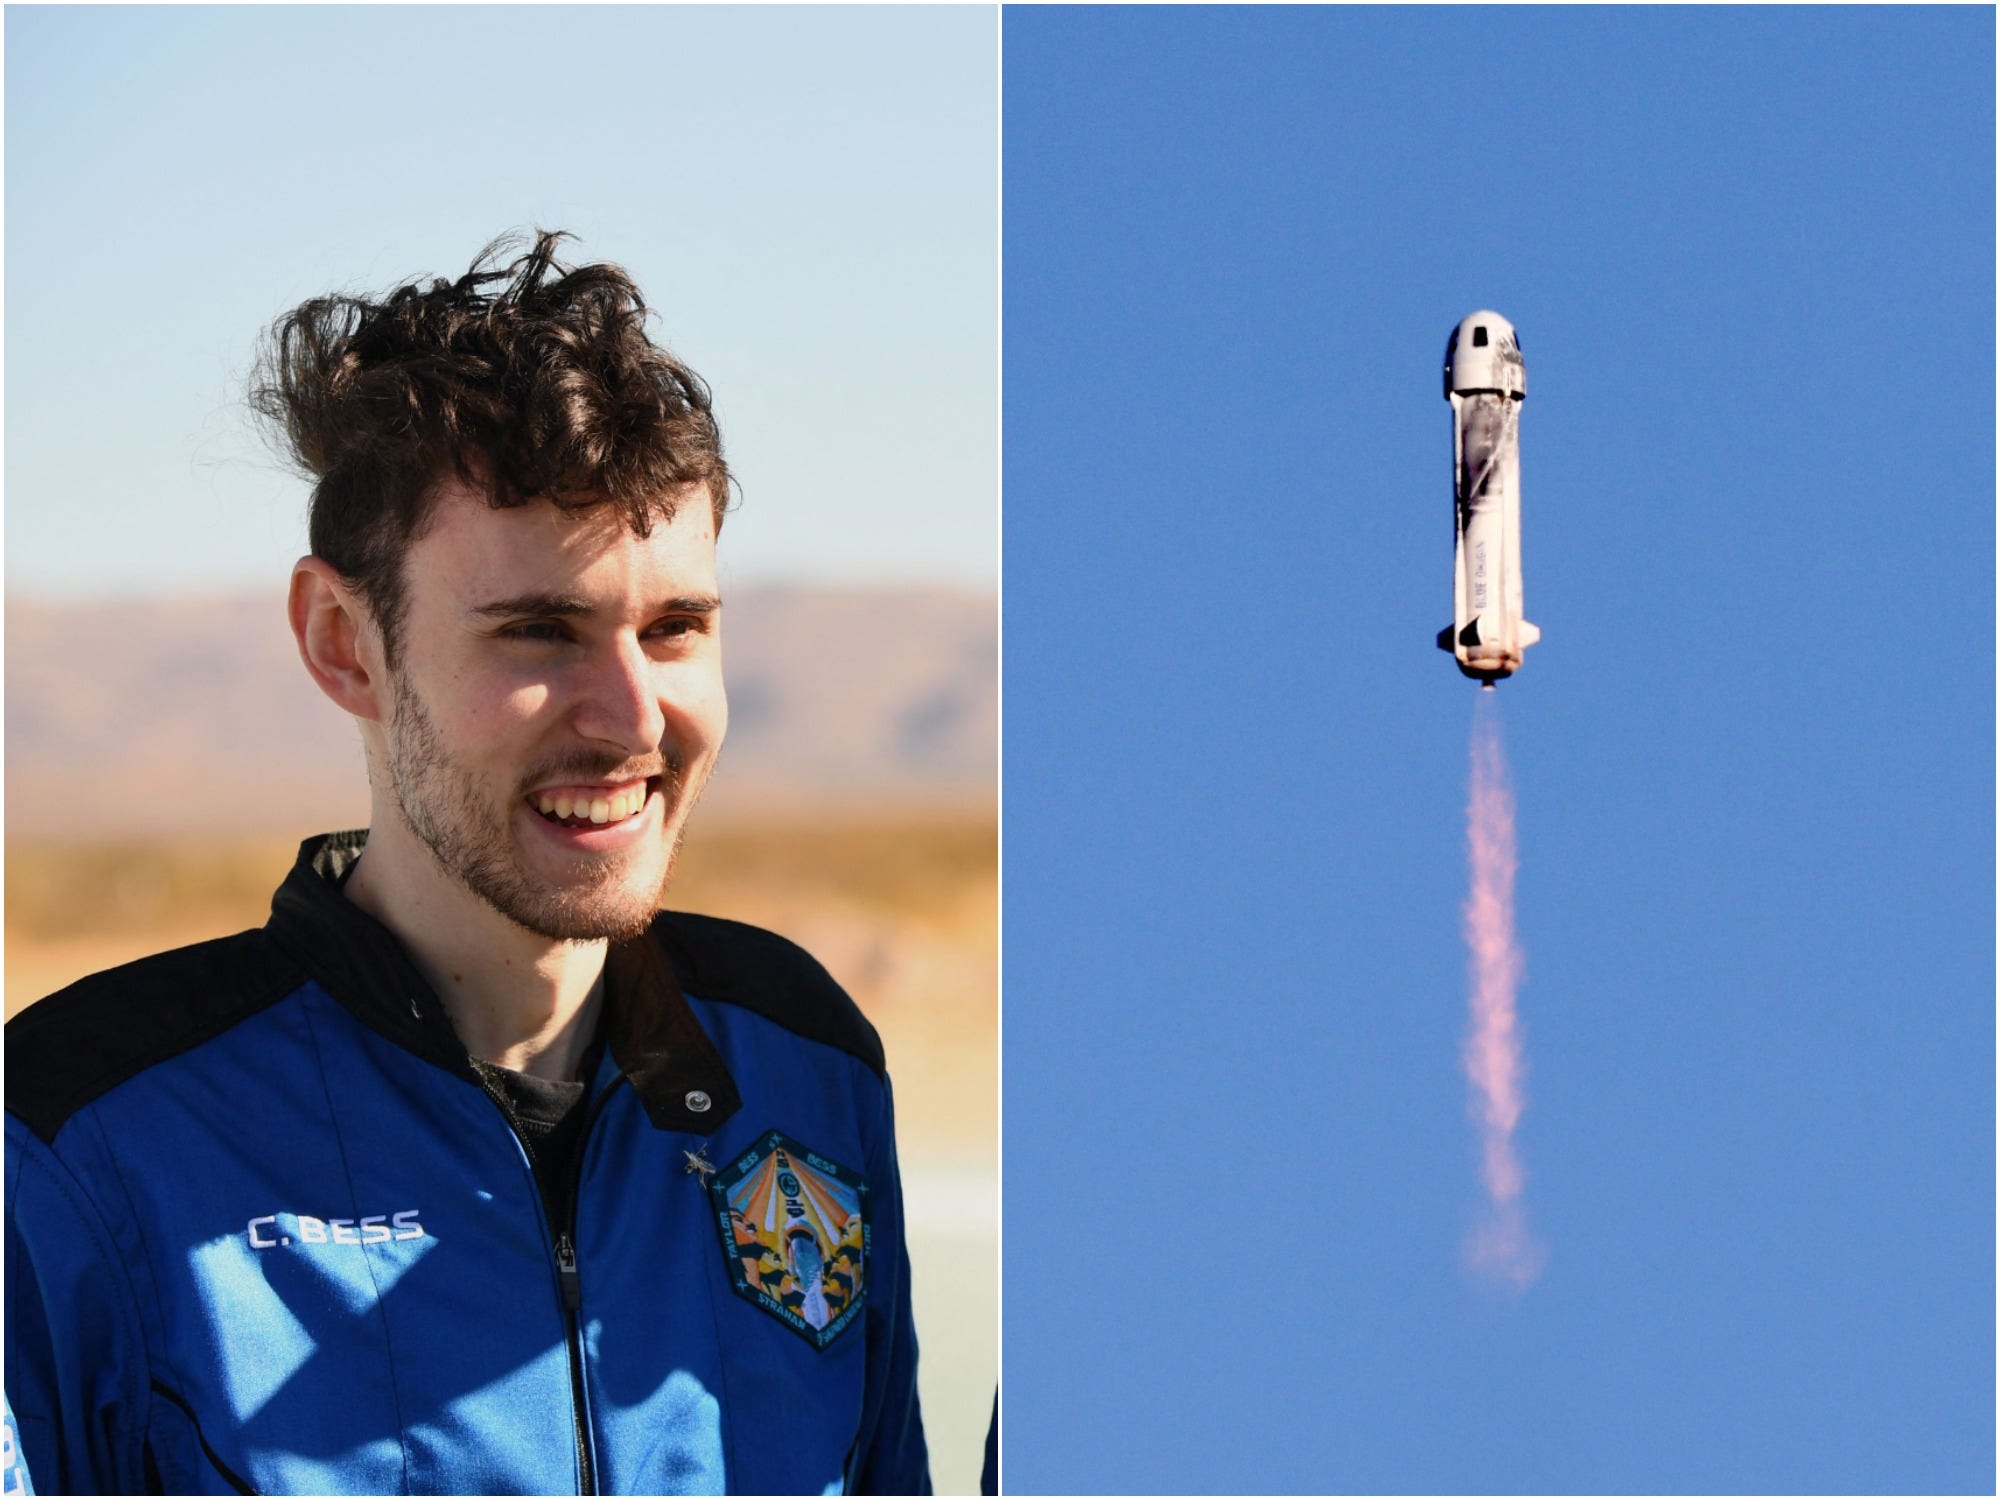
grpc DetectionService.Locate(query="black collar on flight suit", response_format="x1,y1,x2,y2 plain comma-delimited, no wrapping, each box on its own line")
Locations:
264,831,742,1136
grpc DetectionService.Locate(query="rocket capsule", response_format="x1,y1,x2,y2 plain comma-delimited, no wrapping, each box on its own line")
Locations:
1438,310,1539,684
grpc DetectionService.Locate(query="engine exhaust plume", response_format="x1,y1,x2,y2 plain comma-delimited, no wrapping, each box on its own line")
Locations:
1462,696,1544,1289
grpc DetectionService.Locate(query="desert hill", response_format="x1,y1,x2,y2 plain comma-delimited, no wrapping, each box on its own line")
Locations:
6,584,995,838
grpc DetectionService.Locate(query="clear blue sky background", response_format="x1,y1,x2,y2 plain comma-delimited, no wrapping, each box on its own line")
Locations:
1003,8,1992,1494
6,6,996,598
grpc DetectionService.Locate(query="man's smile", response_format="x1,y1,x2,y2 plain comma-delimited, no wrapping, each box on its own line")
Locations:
519,775,667,859
527,776,660,829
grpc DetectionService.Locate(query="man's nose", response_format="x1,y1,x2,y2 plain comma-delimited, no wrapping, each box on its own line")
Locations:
572,635,667,754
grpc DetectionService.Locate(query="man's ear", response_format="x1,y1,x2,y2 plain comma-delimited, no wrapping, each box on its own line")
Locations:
290,557,388,723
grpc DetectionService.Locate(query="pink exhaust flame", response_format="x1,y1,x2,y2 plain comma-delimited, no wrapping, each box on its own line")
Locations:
1462,700,1545,1289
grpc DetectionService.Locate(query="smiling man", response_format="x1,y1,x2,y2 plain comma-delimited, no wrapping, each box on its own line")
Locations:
4,235,929,1495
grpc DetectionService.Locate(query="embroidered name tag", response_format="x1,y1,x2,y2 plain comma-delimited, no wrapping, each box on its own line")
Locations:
709,1130,869,1349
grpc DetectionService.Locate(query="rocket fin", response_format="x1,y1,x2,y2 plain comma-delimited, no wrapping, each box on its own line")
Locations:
1519,621,1541,647
1437,626,1454,653
1458,619,1483,647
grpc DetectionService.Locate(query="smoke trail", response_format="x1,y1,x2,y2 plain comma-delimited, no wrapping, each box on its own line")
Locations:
1462,695,1545,1289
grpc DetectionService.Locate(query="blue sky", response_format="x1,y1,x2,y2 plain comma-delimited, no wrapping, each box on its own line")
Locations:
5,6,996,598
1002,7,1992,1493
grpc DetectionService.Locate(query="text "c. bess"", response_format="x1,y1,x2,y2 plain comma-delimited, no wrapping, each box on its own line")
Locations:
247,1210,425,1248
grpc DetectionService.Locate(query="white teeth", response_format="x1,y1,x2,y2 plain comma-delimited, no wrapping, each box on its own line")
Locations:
535,786,647,824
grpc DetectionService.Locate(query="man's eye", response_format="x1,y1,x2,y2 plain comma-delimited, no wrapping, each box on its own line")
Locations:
648,617,704,640
502,621,569,642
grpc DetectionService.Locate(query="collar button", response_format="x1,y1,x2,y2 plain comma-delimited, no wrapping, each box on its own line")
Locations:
684,1090,712,1114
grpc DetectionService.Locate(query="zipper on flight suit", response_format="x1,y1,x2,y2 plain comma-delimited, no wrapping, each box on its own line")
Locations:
477,1075,623,1496
548,1084,620,1496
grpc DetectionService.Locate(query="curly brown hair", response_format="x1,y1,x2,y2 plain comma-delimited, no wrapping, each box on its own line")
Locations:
252,230,730,663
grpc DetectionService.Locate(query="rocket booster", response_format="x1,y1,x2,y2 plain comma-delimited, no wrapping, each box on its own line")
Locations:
1439,311,1539,685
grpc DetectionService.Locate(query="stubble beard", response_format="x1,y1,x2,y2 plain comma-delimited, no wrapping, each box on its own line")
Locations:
383,674,694,942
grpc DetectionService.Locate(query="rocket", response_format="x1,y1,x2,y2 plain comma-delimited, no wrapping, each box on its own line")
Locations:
1439,311,1539,686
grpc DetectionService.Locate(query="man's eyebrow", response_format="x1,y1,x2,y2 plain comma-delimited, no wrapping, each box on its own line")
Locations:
659,593,723,615
469,592,593,620
468,592,722,620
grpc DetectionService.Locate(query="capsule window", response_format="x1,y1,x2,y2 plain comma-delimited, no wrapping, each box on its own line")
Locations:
1472,326,1488,347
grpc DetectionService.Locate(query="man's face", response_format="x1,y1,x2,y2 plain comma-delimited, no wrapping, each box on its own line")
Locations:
375,480,726,941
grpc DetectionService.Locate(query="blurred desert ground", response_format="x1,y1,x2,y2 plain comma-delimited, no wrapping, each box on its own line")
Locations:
5,585,997,1494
